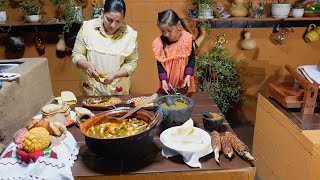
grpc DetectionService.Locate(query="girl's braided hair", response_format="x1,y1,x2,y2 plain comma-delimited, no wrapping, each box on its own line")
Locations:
157,9,197,57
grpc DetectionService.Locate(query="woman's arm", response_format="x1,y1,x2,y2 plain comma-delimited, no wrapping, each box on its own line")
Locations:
72,27,100,78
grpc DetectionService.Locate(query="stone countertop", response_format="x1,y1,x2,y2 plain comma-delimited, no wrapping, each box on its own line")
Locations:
69,92,256,179
0,58,54,152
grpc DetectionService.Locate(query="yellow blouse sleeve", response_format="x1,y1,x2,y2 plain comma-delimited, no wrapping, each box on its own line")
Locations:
71,26,88,65
121,40,138,76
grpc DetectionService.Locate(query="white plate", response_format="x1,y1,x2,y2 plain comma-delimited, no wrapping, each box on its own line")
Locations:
160,126,211,152
33,111,76,120
0,73,21,81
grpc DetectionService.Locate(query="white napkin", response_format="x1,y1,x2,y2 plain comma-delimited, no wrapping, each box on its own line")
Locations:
161,143,212,168
297,65,320,85
0,131,79,180
160,119,213,168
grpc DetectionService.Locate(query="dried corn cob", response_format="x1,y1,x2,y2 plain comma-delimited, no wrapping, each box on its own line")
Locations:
226,132,255,161
211,131,221,164
220,135,233,158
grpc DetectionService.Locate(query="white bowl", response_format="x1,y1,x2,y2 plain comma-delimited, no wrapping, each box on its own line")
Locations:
28,15,41,22
271,3,291,18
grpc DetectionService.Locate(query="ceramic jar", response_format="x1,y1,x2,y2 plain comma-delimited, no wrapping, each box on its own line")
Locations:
230,4,248,17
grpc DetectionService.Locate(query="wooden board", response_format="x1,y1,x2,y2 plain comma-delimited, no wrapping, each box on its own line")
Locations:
268,82,320,108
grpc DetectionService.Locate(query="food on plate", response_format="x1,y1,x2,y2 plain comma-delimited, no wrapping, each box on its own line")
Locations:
23,127,50,153
220,135,233,158
211,131,221,164
41,103,71,119
226,132,255,161
126,96,154,107
86,118,148,138
27,118,67,141
86,97,122,106
60,91,77,105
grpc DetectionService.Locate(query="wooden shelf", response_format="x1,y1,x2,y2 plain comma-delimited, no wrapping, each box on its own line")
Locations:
0,21,65,27
189,17,320,28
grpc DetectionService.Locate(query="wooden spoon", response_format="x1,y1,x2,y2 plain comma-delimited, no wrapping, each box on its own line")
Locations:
116,93,158,121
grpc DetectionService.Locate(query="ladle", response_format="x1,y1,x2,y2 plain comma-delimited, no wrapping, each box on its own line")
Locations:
115,93,158,121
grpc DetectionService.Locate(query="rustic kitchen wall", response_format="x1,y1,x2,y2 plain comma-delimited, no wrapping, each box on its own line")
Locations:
1,0,320,123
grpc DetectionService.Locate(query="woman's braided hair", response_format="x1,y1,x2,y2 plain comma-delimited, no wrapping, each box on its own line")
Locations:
157,9,197,57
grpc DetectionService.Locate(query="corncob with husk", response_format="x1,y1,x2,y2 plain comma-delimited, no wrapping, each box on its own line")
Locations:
220,135,233,158
226,132,255,161
210,131,221,164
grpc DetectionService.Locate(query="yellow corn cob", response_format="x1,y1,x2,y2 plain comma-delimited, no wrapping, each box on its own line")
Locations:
211,131,221,164
220,135,233,158
226,132,255,161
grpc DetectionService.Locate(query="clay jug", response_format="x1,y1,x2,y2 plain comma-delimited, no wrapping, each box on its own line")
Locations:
271,25,293,45
56,38,67,52
241,31,256,50
304,24,320,43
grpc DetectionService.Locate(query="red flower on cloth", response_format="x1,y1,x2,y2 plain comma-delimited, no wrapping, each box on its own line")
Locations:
116,86,123,92
3,148,57,164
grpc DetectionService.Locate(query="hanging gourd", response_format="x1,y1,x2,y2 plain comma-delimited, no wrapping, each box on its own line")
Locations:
56,38,67,52
241,30,256,50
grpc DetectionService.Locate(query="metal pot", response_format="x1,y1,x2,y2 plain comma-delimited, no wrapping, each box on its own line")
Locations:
80,109,163,159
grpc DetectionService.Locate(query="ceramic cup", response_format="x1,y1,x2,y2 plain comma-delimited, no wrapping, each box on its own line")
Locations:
305,24,320,43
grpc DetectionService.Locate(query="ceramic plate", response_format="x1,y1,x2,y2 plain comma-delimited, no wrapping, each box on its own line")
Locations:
126,96,155,110
160,126,212,152
82,97,122,110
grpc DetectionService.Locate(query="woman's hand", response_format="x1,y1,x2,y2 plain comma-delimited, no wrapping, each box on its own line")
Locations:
183,75,191,87
161,80,169,94
86,65,100,78
102,73,115,85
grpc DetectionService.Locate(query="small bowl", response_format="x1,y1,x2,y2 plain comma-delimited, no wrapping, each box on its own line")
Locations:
202,112,224,131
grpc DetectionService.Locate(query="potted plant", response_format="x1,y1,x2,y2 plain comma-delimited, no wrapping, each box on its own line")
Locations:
19,0,45,22
271,0,291,18
190,0,216,19
0,0,7,24
292,1,304,18
195,47,248,113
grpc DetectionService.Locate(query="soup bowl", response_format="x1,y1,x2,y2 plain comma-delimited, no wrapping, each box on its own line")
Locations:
80,109,163,158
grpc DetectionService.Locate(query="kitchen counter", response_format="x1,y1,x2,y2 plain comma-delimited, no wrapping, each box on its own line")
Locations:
0,58,54,152
253,93,320,180
69,92,256,180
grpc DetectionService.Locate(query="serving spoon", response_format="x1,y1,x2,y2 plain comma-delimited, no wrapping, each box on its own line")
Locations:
115,93,158,121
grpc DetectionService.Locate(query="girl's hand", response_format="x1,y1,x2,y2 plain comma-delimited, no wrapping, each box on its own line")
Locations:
102,73,115,85
161,80,170,94
184,75,191,87
86,65,99,78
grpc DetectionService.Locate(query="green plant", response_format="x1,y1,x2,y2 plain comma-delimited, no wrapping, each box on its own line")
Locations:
195,48,248,113
293,1,304,8
49,0,77,39
190,0,216,6
19,0,44,15
0,0,7,11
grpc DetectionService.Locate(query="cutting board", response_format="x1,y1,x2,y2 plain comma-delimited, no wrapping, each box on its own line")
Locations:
268,82,320,108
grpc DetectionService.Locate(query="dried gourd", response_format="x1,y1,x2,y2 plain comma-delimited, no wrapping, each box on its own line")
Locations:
226,132,255,161
23,127,50,153
220,135,233,158
210,131,221,164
